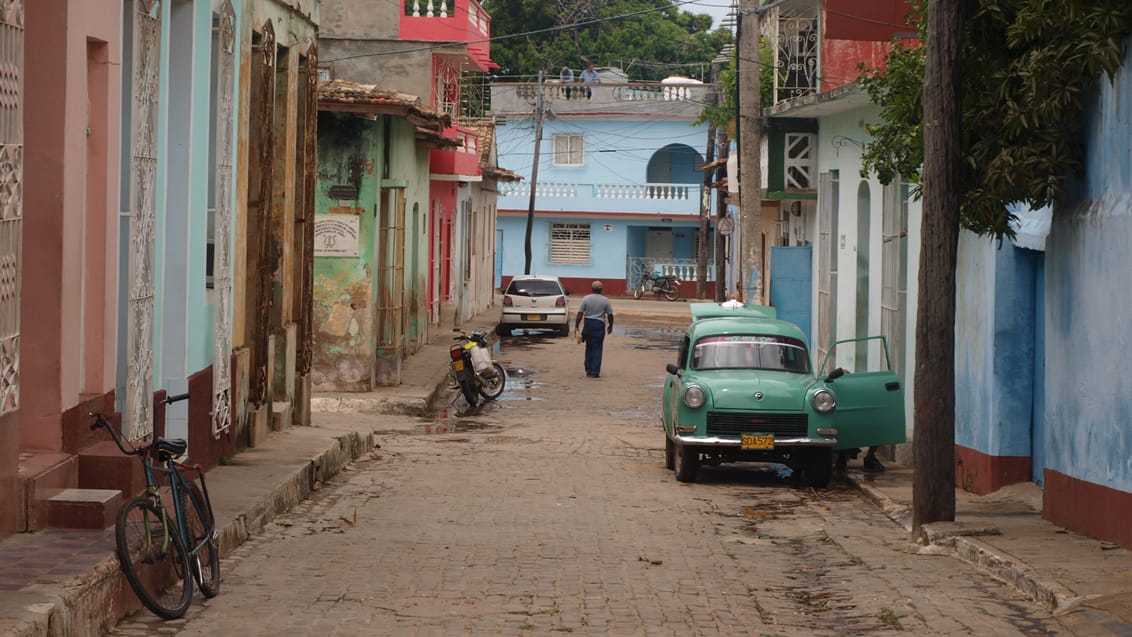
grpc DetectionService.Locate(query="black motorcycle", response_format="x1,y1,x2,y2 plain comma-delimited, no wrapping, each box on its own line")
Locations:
448,329,507,406
633,271,681,301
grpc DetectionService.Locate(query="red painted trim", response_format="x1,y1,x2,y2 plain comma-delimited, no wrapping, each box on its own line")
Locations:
1045,468,1132,549
954,444,1031,495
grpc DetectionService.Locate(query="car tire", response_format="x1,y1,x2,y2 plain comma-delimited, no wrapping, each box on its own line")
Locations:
804,448,833,489
664,435,675,470
558,324,570,337
674,443,699,483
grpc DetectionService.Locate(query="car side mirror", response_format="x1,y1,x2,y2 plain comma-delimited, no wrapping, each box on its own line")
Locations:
825,367,846,382
666,363,680,375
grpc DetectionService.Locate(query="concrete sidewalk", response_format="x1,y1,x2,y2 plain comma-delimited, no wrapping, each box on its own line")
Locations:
2,298,1130,635
845,461,1132,634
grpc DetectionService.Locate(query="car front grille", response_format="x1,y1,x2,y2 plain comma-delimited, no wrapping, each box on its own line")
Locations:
706,412,808,437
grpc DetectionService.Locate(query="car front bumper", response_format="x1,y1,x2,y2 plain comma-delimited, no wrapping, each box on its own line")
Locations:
670,434,836,447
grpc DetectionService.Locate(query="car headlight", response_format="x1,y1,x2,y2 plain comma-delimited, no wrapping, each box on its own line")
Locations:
812,389,836,413
683,385,706,408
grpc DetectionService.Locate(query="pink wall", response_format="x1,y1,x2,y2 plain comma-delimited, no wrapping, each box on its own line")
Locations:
22,0,121,451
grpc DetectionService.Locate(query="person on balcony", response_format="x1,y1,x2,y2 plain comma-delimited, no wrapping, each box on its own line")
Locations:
580,62,599,99
560,66,575,99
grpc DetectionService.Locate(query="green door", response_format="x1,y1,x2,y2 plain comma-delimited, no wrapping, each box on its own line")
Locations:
819,337,905,450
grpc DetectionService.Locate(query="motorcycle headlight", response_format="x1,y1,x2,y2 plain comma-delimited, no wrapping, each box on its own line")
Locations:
812,389,836,413
683,385,706,408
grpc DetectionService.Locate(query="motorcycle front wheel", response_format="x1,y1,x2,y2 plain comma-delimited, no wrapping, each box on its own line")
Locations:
633,282,645,300
477,362,507,400
664,281,681,301
458,377,479,406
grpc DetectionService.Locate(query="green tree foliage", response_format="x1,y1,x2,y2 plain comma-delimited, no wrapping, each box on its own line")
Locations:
859,0,1132,239
481,0,733,82
697,35,774,135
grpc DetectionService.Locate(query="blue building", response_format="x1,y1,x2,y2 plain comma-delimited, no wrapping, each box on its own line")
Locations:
490,77,722,298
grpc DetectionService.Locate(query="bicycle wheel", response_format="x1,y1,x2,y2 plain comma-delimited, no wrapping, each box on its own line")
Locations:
181,480,221,598
477,362,507,400
115,496,193,619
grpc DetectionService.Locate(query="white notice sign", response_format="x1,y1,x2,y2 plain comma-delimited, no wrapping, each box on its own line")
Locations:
314,215,360,257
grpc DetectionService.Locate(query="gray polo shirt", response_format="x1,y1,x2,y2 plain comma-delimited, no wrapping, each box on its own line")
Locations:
579,293,613,324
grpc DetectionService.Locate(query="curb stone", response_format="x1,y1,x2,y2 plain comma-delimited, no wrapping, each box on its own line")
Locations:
851,476,1073,615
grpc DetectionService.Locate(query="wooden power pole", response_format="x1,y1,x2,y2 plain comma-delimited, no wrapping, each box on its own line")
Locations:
697,89,717,299
737,0,762,303
524,70,545,275
913,0,963,538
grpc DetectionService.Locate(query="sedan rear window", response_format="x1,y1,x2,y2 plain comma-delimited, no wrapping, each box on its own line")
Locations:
506,279,563,297
691,335,810,373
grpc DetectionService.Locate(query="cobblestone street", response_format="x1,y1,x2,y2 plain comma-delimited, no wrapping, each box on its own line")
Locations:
109,316,1066,636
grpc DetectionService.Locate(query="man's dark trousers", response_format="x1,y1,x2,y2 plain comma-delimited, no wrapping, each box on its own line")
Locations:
582,317,606,376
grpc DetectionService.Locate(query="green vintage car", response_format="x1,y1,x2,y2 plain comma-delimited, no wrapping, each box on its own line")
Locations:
662,302,905,487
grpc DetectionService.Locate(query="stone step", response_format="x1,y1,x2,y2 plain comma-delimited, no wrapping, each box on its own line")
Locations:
17,451,77,532
46,488,122,529
77,440,145,500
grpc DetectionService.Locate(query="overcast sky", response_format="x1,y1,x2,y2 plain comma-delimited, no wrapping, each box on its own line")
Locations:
685,0,738,30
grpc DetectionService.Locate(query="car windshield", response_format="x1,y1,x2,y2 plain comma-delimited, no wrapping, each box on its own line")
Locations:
507,279,562,297
691,335,811,373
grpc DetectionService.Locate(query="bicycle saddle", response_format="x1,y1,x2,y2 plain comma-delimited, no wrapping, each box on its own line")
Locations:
154,437,188,457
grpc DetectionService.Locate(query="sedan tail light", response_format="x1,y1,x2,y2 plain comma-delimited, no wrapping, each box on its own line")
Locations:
503,296,513,306
555,296,566,307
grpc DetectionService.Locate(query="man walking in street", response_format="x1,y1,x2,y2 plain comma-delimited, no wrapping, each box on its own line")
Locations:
575,280,614,378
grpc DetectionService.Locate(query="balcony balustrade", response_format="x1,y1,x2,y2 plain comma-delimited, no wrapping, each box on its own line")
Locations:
490,81,715,118
497,181,704,216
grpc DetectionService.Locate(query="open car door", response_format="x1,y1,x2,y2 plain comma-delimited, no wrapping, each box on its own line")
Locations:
818,337,906,450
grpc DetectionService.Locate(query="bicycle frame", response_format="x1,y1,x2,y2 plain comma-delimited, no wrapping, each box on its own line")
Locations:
92,394,215,563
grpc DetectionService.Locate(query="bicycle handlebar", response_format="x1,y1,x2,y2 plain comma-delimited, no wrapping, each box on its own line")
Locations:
87,390,189,453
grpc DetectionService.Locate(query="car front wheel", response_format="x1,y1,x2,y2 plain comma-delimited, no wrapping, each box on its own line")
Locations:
674,443,699,483
664,435,675,470
804,448,833,488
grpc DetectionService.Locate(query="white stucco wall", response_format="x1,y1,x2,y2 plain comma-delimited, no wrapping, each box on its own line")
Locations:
814,103,921,444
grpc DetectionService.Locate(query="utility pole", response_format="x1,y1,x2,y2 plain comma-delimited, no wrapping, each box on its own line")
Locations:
913,0,963,539
697,79,717,300
737,0,762,303
715,129,730,301
524,70,544,275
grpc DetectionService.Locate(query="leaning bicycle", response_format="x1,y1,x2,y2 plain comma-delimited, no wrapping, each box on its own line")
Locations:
90,392,220,619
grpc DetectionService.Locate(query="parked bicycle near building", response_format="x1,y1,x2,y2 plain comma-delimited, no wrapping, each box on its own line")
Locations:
90,393,220,619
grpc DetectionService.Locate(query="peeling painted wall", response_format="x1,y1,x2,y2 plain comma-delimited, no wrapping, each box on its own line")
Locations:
313,112,435,390
312,112,382,391
1043,39,1132,493
955,234,1037,458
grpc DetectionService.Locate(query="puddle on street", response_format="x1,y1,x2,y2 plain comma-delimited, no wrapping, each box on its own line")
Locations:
618,325,685,350
415,406,503,434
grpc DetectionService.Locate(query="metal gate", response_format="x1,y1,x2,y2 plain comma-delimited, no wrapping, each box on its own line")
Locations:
125,0,162,440
0,0,22,416
211,0,236,436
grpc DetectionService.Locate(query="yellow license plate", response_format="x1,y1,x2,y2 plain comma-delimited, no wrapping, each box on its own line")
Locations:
452,360,464,371
741,433,774,450
525,314,542,321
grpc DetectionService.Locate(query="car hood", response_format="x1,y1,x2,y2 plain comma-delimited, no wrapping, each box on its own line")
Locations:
697,373,816,411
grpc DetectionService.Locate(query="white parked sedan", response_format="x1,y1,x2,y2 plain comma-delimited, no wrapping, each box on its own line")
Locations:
499,275,570,336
